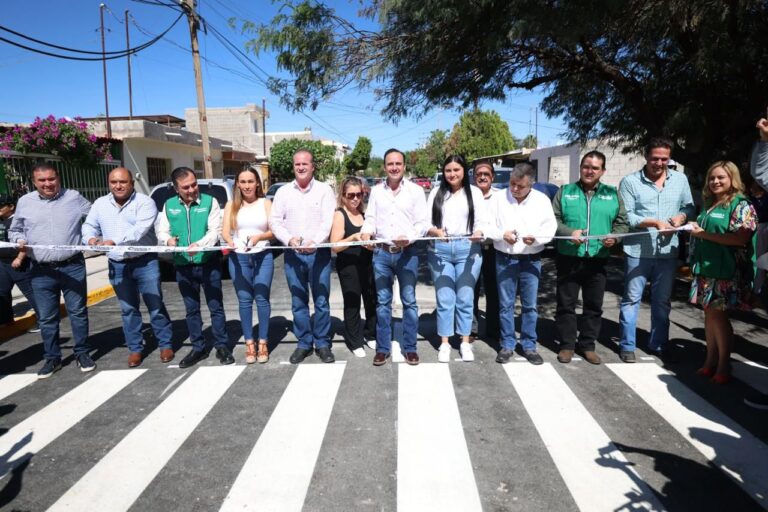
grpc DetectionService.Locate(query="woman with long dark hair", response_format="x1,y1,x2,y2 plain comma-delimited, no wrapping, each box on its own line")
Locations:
426,155,489,362
222,167,274,364
330,176,377,357
688,161,757,384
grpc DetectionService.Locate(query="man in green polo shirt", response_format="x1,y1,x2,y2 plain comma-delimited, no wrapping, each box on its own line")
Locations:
155,167,232,368
553,151,629,365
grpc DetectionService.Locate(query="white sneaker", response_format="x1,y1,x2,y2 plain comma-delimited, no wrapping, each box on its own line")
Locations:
438,343,451,363
366,339,377,350
460,342,475,362
352,347,366,358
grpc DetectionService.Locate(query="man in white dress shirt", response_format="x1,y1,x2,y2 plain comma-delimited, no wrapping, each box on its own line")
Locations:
361,148,430,366
488,163,557,364
270,149,337,364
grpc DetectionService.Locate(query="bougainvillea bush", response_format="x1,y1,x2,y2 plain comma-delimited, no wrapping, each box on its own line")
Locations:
0,115,112,168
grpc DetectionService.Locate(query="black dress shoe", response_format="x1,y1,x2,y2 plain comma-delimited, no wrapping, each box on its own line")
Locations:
316,346,335,363
215,346,235,365
290,347,313,364
179,350,207,369
405,352,419,365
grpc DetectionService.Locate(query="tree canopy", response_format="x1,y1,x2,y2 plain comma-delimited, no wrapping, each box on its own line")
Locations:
446,110,516,161
344,136,372,172
269,138,338,181
240,0,768,174
405,129,448,177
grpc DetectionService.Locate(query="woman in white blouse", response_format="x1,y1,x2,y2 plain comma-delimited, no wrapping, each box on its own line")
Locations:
426,155,489,362
222,167,274,364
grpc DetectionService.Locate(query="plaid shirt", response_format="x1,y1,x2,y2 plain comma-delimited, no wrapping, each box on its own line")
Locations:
619,169,695,258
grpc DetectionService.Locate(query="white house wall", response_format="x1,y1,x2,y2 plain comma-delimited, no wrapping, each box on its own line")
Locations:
122,138,224,184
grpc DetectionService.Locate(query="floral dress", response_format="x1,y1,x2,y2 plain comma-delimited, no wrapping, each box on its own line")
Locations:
688,199,758,310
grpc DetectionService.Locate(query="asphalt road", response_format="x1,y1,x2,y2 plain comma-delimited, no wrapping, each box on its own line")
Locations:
1,249,768,512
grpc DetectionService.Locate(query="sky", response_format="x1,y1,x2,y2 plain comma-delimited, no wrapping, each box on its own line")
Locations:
0,0,567,157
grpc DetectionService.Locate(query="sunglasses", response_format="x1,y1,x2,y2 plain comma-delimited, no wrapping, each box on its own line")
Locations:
345,192,363,199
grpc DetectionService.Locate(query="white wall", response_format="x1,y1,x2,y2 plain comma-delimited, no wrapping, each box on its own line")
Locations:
122,138,224,185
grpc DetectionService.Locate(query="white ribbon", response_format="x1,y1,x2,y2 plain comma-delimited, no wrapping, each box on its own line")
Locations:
0,226,693,255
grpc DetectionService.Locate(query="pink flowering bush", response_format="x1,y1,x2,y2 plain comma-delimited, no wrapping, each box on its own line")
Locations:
0,115,112,168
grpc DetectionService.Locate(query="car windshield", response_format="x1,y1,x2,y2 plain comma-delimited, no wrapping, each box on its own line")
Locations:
150,182,229,211
267,184,283,196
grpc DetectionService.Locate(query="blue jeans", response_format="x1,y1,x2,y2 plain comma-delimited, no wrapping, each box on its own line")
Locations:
109,255,173,354
373,245,419,353
175,258,228,351
31,257,89,361
619,256,677,352
284,249,331,350
0,258,38,324
428,239,482,337
229,251,274,341
496,252,541,352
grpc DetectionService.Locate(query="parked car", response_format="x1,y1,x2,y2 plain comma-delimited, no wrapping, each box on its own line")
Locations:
412,177,432,190
149,178,234,281
266,182,288,201
432,172,442,189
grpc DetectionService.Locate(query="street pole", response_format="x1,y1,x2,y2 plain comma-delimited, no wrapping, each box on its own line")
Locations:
125,10,133,119
100,4,112,138
262,97,267,157
182,0,213,179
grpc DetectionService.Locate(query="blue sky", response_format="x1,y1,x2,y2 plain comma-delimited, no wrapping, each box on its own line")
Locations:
0,0,567,156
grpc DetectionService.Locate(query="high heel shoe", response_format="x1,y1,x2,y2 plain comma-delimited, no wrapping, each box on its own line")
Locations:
711,373,731,385
245,341,257,364
257,342,269,364
696,367,715,377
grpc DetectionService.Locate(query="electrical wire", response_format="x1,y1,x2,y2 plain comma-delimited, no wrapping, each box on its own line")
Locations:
0,12,183,60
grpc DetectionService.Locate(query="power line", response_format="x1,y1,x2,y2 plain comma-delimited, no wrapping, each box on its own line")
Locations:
0,13,183,61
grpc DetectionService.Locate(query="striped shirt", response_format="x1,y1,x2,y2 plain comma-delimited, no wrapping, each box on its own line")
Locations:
269,178,336,245
619,169,696,258
9,188,91,263
81,191,159,261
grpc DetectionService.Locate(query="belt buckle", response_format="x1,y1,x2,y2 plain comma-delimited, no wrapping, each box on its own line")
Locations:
385,245,401,254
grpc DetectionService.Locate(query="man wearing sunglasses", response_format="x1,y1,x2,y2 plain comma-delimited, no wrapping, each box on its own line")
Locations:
270,149,337,364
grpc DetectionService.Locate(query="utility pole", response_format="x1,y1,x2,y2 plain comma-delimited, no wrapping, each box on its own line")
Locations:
262,98,267,157
99,4,112,138
182,0,213,178
535,107,538,148
125,10,133,119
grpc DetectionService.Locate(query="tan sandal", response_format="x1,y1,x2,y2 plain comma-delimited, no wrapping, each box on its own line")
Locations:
245,341,257,364
257,342,269,363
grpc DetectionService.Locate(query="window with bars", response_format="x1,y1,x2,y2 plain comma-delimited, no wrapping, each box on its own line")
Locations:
147,158,170,186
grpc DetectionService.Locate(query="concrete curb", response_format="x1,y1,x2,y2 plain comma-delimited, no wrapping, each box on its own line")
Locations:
0,284,116,343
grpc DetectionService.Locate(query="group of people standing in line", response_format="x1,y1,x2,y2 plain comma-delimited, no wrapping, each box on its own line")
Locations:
2,119,768,384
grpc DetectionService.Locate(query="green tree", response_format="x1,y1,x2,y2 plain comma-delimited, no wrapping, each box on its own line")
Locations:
344,136,372,172
446,110,515,161
269,138,338,182
521,134,537,149
239,0,768,174
365,155,385,176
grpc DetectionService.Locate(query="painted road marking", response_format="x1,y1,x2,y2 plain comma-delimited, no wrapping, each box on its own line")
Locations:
0,373,37,401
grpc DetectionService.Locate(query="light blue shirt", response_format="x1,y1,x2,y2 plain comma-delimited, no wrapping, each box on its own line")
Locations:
82,191,158,261
9,188,91,263
751,140,768,191
619,169,695,258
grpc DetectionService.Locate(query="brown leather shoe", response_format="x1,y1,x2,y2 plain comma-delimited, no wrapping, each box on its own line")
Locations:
583,350,602,365
160,348,174,363
128,352,142,368
557,349,574,364
373,352,390,366
405,352,419,365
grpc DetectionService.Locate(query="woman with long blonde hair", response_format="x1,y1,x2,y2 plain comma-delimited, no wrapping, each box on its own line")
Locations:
222,167,274,364
688,160,757,384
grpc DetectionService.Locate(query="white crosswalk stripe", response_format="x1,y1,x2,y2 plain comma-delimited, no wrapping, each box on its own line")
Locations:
504,363,663,511
398,364,482,512
0,374,37,402
220,363,346,512
48,366,244,511
608,363,768,511
0,370,144,479
1,358,766,511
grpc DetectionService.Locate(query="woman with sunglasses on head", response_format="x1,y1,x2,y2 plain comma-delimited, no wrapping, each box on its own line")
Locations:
222,167,274,364
688,161,757,384
330,176,377,357
426,155,490,362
